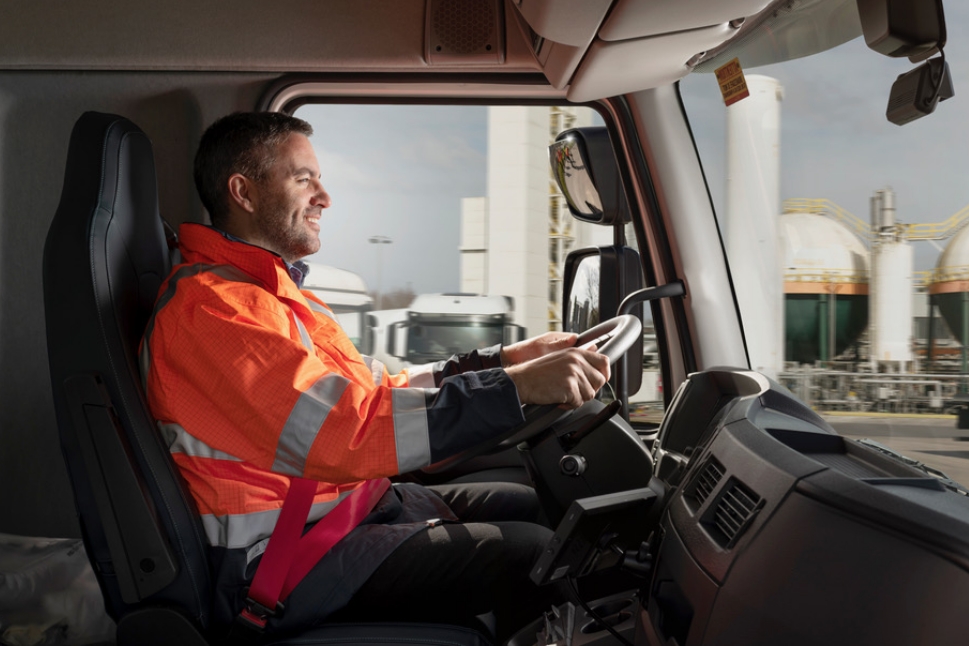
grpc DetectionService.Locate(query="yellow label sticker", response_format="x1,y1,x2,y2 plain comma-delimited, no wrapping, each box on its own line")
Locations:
715,57,750,106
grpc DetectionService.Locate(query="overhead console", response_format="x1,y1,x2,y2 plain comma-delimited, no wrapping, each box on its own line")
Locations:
641,368,969,645
509,0,773,100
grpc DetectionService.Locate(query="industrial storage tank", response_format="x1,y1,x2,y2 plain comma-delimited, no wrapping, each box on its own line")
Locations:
930,224,969,346
868,188,913,367
779,208,869,363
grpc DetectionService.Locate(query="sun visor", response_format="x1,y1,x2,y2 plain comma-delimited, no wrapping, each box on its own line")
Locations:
693,0,862,73
568,23,739,103
599,0,773,42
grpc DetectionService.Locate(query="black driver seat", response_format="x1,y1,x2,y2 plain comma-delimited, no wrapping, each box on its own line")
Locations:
42,111,490,646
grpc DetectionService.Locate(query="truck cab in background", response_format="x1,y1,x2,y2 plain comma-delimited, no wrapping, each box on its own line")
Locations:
379,293,524,372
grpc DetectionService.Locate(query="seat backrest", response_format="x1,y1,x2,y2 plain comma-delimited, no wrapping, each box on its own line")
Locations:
43,112,212,628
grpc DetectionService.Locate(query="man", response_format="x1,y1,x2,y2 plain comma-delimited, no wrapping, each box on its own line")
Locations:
141,112,610,640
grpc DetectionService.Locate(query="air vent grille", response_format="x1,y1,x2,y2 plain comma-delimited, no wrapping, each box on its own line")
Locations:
691,458,725,508
710,480,761,547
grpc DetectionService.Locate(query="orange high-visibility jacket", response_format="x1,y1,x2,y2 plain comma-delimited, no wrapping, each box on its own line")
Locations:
140,224,525,553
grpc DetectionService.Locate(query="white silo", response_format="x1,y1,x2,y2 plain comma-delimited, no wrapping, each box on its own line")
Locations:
869,187,913,368
724,75,784,379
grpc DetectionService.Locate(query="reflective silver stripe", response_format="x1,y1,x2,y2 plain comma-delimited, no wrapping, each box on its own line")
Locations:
272,374,350,476
158,422,244,462
363,356,385,387
391,388,432,472
293,312,315,356
306,298,336,321
405,364,437,388
140,264,209,386
140,263,261,386
199,490,353,549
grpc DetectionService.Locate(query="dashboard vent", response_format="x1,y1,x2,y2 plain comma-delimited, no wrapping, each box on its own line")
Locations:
708,479,762,548
688,457,725,509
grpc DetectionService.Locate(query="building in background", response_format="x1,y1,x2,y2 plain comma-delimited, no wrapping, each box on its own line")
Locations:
460,106,611,336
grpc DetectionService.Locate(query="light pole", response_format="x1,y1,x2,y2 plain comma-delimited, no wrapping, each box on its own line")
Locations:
368,235,393,309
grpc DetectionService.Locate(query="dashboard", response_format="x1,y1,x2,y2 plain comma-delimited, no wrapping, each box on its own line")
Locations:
640,368,969,645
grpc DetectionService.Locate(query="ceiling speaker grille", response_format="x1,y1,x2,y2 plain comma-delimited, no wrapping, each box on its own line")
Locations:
433,0,495,54
426,0,503,64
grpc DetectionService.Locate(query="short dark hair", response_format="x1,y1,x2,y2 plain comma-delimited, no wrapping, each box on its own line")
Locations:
193,112,314,227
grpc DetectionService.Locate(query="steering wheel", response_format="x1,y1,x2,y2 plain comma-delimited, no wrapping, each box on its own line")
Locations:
423,314,642,474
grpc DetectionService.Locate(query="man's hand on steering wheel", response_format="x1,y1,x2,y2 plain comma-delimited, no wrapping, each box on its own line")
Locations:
423,316,640,474
504,345,610,409
500,331,579,366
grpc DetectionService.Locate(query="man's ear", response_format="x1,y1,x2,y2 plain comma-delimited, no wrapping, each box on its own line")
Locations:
227,173,257,213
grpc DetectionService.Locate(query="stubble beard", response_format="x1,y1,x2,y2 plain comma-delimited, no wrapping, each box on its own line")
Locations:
258,194,321,263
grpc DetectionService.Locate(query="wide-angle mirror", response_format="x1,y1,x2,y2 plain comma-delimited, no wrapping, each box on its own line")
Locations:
550,134,603,222
549,127,629,226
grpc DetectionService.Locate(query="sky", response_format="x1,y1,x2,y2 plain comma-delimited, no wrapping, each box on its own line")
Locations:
297,4,969,293
297,104,487,295
680,2,969,272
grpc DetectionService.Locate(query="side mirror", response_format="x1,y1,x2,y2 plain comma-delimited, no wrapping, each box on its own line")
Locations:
387,321,407,358
549,127,629,226
563,246,644,407
362,313,378,356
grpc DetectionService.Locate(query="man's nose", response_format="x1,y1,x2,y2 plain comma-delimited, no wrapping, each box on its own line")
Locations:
312,183,331,208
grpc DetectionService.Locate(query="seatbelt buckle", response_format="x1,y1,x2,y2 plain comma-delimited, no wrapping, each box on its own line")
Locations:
237,586,285,631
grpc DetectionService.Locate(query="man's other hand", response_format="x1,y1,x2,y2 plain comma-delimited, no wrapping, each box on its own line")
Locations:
501,332,578,367
505,348,610,409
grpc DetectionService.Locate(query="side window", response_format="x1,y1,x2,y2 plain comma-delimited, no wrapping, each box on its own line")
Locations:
294,103,664,423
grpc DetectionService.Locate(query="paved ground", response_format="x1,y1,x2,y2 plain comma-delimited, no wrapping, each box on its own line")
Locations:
825,414,969,486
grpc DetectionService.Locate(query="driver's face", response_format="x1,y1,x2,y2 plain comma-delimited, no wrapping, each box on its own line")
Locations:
252,133,330,263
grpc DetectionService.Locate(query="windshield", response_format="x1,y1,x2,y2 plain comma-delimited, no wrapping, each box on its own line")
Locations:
406,321,505,362
680,5,969,487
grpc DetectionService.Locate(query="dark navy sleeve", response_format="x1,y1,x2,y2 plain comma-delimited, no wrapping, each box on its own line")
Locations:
428,344,503,385
422,366,525,463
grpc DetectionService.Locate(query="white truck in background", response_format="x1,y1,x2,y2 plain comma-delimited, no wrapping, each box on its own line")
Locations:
371,293,524,373
302,262,374,355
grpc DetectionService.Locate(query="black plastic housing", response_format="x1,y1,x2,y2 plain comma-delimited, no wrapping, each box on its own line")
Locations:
643,368,969,645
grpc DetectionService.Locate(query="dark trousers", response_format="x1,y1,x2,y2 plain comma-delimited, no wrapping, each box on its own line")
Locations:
327,482,565,642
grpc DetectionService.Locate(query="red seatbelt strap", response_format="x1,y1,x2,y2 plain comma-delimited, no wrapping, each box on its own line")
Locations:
237,477,391,631
282,477,391,598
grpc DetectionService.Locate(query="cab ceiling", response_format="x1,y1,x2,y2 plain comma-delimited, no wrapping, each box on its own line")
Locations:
0,0,502,73
0,0,795,101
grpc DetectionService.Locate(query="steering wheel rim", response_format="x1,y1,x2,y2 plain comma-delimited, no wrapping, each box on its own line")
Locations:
422,314,642,474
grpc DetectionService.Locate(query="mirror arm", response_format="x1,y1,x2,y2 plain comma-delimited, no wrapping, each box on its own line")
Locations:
618,281,685,316
615,280,686,418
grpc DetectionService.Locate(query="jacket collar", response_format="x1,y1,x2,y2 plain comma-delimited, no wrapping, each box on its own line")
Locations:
177,223,300,297
215,228,309,289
